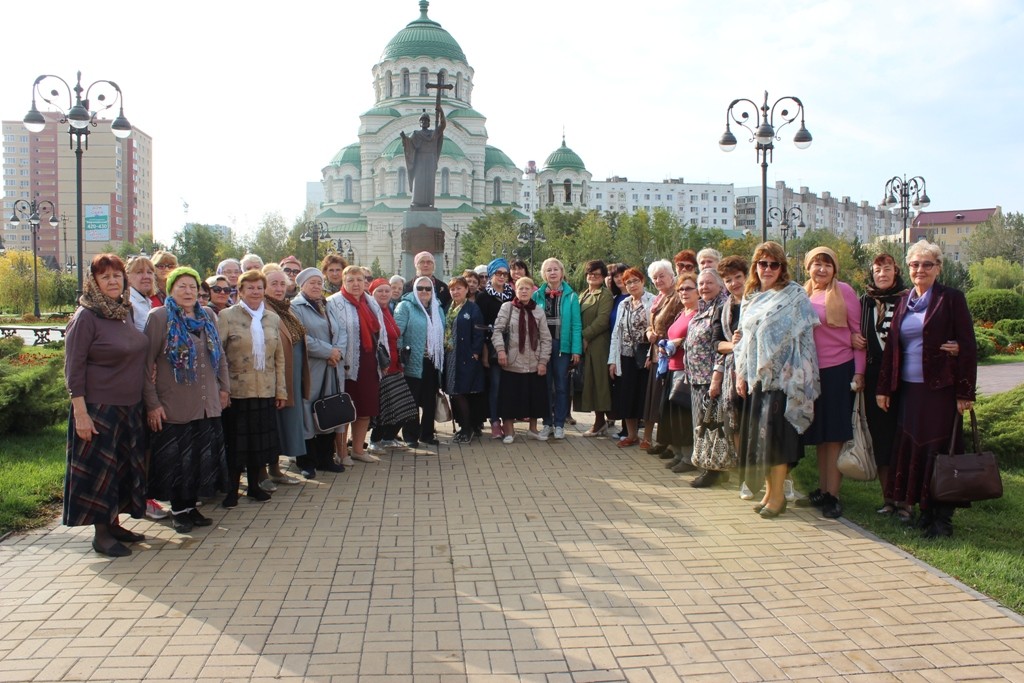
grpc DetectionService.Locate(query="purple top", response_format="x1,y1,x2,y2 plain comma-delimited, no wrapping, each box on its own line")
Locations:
64,307,148,405
808,281,866,373
900,286,932,383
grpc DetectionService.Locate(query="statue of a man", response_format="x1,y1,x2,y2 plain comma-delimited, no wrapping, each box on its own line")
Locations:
400,106,446,209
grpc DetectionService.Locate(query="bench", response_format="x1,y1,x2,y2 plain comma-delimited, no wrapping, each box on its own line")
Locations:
0,326,67,345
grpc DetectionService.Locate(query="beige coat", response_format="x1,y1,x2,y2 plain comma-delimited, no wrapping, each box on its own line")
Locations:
492,301,551,373
217,304,287,400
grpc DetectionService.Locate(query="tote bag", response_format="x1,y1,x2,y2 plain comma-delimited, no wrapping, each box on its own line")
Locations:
838,393,876,481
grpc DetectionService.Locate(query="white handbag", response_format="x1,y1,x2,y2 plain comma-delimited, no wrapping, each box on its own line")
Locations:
837,393,876,481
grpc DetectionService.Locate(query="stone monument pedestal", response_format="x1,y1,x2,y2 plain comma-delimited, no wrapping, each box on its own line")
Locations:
401,209,445,280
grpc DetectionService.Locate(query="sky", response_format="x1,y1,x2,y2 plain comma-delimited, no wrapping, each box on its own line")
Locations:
2,0,1022,246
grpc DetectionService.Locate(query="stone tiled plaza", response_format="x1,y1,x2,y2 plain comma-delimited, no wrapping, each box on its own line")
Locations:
1,415,1023,682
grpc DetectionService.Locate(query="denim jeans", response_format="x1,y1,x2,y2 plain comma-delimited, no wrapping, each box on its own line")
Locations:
545,340,571,428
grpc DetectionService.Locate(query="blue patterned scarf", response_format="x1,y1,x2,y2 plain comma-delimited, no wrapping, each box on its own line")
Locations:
165,296,222,384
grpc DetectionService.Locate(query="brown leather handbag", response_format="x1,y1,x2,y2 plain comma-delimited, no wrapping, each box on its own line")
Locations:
930,409,1003,504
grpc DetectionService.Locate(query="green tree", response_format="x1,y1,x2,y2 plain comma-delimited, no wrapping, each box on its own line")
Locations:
459,208,524,271
543,211,614,290
243,213,290,264
0,251,39,315
968,257,1024,293
963,211,1024,265
938,259,972,292
370,257,386,278
171,223,229,277
788,229,869,290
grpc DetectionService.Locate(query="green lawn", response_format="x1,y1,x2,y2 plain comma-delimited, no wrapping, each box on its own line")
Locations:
790,455,1024,615
979,353,1024,366
0,423,66,536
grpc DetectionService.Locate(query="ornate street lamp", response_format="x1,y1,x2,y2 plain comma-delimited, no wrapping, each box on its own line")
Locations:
330,238,355,264
9,199,59,318
517,222,546,270
23,71,131,296
767,204,805,253
299,220,329,264
719,91,812,242
880,175,930,257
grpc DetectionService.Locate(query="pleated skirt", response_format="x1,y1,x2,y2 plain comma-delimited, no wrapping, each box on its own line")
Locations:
147,417,229,504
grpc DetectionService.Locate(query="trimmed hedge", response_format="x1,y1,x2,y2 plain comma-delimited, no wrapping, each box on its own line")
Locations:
976,386,1024,470
967,289,1024,324
0,342,69,435
994,319,1024,345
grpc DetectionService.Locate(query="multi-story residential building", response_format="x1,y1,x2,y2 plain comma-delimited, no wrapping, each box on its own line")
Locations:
588,177,734,229
912,207,1001,264
2,113,152,269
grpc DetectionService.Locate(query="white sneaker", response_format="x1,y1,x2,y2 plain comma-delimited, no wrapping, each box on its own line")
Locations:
537,425,553,438
502,435,514,444
784,479,804,502
553,427,566,440
259,478,278,492
352,452,381,463
340,455,355,467
146,499,169,520
367,443,387,455
739,482,754,500
527,430,548,441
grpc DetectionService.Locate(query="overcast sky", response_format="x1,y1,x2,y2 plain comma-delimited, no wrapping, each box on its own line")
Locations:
2,0,1021,245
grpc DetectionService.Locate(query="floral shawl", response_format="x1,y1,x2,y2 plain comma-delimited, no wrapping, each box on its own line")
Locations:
734,281,820,433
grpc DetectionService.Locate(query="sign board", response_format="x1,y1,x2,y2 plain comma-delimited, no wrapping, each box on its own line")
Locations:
85,205,110,242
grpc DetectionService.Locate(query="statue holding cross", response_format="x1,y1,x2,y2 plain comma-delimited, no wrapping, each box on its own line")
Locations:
400,79,452,209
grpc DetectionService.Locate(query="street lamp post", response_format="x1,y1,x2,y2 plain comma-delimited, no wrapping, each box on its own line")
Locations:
299,220,329,265
23,71,131,296
880,175,930,257
330,238,355,264
9,199,59,318
767,204,805,254
517,223,546,271
719,91,812,242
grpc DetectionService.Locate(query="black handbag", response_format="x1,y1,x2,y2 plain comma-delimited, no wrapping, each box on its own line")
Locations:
930,409,1003,504
569,359,585,394
667,371,691,409
632,342,651,370
312,366,356,432
375,336,391,371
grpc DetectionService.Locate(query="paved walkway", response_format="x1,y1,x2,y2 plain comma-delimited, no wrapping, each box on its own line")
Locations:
976,361,1024,395
2,420,1023,682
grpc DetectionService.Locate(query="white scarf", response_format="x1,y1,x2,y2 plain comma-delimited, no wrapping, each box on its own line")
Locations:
413,276,444,372
242,300,267,371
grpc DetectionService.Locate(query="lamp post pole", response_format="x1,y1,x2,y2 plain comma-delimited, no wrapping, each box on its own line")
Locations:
719,91,812,242
9,199,59,318
880,175,930,258
517,222,545,271
330,238,355,264
299,220,329,265
767,204,805,254
23,71,131,296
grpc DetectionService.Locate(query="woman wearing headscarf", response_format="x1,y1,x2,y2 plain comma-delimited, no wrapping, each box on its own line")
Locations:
475,258,516,439
578,260,614,437
444,276,486,443
327,265,387,461
735,242,820,519
143,267,229,533
395,274,446,448
368,278,418,452
801,246,865,519
291,267,345,478
217,269,287,507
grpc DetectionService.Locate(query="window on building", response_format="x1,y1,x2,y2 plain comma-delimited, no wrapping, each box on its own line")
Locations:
398,168,407,195
419,68,428,96
493,176,501,203
385,71,393,98
344,176,353,202
596,192,602,199
401,69,410,96
441,168,450,195
564,179,571,204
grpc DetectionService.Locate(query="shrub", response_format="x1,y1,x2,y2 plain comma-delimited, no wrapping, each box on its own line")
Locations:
976,386,1024,470
976,335,996,360
977,326,1010,347
0,354,68,434
0,336,24,360
967,289,1024,324
994,319,1024,345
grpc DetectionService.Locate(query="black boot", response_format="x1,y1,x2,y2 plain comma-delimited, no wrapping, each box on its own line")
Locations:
222,470,241,508
246,465,271,502
924,504,954,538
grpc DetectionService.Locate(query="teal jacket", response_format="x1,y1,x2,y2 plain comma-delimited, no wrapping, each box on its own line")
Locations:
532,280,583,356
394,292,447,379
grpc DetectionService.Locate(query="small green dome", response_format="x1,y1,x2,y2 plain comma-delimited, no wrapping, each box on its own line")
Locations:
448,108,485,119
484,146,516,173
331,143,361,169
543,137,586,172
363,106,401,117
381,1,467,63
380,136,465,160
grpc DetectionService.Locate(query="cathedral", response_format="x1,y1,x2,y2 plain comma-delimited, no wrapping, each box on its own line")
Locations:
317,0,592,276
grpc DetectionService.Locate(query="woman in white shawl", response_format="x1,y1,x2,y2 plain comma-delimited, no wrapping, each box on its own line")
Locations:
734,242,820,519
394,275,446,448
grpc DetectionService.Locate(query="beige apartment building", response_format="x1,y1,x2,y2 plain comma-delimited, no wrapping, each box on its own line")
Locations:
2,112,152,270
912,207,1001,264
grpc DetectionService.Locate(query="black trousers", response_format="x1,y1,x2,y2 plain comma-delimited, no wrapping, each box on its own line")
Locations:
403,358,438,442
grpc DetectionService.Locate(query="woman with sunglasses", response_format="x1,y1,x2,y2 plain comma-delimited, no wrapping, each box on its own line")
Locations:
735,243,820,519
395,275,447,448
205,275,232,315
800,247,866,520
476,258,516,439
608,267,656,447
151,251,178,304
876,241,977,538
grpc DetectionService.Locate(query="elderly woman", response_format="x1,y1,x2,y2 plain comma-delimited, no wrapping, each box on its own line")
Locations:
368,278,418,452
64,254,148,557
475,258,516,439
396,275,446,448
877,241,977,538
735,242,820,519
217,269,287,507
205,275,231,316
697,248,722,273
151,250,178,304
642,258,682,453
659,272,700,471
320,253,347,295
143,267,229,533
529,257,582,440
126,255,158,332
579,260,614,437
852,254,909,517
673,250,698,277
327,265,387,462
608,267,656,447
261,264,308,489
462,270,481,301
801,247,866,519
217,258,243,302
444,276,486,443
290,267,345,477
711,256,751,497
388,275,405,312
241,253,264,272
492,276,552,443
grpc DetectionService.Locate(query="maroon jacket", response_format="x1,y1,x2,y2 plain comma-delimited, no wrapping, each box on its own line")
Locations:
877,282,977,400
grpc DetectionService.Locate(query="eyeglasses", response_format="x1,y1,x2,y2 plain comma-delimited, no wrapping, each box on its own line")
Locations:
623,278,642,286
416,286,433,292
210,286,230,294
155,263,175,270
908,261,937,271
283,268,300,275
756,260,782,271
677,286,697,293
676,263,696,272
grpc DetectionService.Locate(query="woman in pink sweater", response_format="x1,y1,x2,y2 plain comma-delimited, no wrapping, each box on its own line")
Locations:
801,247,865,519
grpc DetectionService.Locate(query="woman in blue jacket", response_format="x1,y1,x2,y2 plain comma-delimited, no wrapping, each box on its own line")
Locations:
395,275,447,448
443,276,485,443
531,258,583,440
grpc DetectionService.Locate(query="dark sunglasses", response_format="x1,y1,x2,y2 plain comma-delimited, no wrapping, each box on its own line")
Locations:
676,263,696,271
210,286,230,294
756,260,782,271
416,286,433,292
283,268,300,275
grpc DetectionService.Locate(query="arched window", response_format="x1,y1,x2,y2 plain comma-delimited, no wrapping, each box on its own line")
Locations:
564,179,572,204
344,176,353,202
398,168,407,196
441,168,450,195
455,73,461,100
419,68,428,96
493,177,502,204
547,180,554,204
384,71,392,99
401,69,410,96
438,70,447,97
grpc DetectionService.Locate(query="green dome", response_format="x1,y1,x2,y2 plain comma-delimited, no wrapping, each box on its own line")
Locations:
448,108,485,119
363,106,401,117
380,136,466,160
330,143,361,169
381,1,467,63
543,137,586,172
484,146,516,173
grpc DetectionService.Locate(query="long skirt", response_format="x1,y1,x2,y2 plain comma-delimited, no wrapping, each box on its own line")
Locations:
739,386,803,491
613,356,648,419
378,370,418,427
657,371,694,450
802,360,855,445
222,397,280,472
276,343,307,458
499,370,549,420
63,402,147,526
642,356,666,425
346,348,381,419
864,360,899,468
885,383,963,509
148,417,228,508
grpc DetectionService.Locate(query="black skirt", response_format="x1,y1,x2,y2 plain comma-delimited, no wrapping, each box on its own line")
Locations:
802,360,855,445
739,386,803,489
613,355,648,419
223,397,280,467
499,370,549,420
148,417,229,504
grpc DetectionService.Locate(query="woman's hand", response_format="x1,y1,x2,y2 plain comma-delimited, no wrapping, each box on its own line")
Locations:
957,398,974,415
537,363,547,376
709,375,722,399
609,363,617,379
646,328,658,344
876,395,890,412
327,348,342,367
851,333,867,351
147,406,167,432
220,390,231,410
497,350,508,368
852,373,864,392
571,353,580,366
75,413,98,442
941,340,960,357
275,398,286,410
731,330,741,344
736,377,747,399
